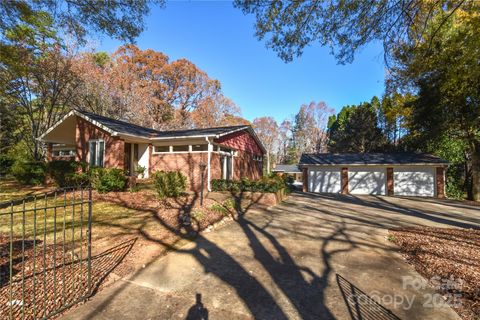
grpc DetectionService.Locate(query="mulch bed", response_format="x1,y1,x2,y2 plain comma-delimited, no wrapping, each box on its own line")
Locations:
389,227,480,320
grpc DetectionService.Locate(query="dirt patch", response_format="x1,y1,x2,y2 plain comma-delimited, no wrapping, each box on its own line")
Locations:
389,227,480,320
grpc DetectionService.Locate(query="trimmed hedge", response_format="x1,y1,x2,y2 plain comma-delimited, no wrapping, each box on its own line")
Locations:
152,170,187,199
90,167,127,193
212,176,287,193
11,160,47,185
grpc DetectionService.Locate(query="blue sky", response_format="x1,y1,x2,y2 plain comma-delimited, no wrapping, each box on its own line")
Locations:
97,1,386,123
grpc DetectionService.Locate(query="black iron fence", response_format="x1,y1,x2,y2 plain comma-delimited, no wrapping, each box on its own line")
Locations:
0,187,93,320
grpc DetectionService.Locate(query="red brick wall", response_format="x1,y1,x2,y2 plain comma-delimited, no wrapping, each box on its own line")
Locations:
233,150,262,180
215,130,263,155
341,167,349,194
75,116,124,168
210,153,222,181
214,129,264,180
436,167,445,199
387,167,394,196
150,152,209,191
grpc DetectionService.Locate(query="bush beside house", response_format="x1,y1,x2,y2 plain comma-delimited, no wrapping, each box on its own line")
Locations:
212,176,287,193
153,170,187,199
211,176,289,206
90,167,127,193
11,160,47,185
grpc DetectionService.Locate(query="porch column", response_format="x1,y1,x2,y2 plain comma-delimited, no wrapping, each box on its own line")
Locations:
302,167,308,192
207,138,212,191
341,167,348,194
148,144,152,178
436,167,445,199
387,167,394,196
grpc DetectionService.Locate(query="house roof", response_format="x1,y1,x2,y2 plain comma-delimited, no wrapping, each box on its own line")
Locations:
299,153,449,166
272,164,302,173
77,110,162,137
40,110,266,152
151,125,250,139
76,111,251,139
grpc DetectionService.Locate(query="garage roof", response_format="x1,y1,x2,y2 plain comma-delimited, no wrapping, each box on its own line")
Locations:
299,153,448,166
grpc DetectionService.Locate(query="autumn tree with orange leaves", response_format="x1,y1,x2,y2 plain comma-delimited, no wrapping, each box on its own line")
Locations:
73,45,245,129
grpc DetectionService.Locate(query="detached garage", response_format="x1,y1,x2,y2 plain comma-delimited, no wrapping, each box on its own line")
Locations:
299,153,448,198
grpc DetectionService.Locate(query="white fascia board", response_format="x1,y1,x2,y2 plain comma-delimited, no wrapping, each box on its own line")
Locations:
216,126,250,138
73,110,117,135
151,134,217,141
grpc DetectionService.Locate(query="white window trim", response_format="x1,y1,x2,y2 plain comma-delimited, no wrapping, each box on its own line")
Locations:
152,144,209,154
89,139,105,167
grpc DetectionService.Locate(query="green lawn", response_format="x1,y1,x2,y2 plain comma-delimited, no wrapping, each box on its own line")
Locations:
0,178,169,252
0,178,227,254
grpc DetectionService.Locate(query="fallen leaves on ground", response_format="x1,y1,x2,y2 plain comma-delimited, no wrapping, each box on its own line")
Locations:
0,188,241,319
389,226,480,320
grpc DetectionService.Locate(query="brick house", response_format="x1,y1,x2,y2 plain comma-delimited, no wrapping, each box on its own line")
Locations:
40,110,265,191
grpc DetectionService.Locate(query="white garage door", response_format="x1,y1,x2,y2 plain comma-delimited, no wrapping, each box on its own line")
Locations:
348,167,386,195
394,167,435,197
308,168,341,193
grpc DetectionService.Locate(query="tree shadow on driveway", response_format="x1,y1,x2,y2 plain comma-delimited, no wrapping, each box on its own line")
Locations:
75,191,413,320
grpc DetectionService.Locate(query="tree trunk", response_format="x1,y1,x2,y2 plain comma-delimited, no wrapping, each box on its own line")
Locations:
472,144,480,201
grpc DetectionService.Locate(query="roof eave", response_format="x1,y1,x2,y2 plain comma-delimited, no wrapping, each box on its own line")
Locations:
299,162,449,166
151,134,217,141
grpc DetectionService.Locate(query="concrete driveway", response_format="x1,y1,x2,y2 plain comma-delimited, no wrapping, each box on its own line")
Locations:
64,192,480,320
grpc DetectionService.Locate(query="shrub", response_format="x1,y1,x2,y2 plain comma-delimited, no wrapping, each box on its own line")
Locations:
47,160,76,187
211,176,287,193
152,170,187,199
210,203,230,216
0,154,14,176
90,167,127,193
11,160,47,185
192,210,206,221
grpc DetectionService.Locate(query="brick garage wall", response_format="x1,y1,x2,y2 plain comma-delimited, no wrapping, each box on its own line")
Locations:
233,150,262,180
75,116,124,169
436,167,445,199
150,152,209,191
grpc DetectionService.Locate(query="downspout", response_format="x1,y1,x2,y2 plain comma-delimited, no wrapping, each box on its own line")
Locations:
206,137,212,191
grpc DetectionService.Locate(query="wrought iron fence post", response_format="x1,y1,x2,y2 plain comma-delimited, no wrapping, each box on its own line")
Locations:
87,187,93,295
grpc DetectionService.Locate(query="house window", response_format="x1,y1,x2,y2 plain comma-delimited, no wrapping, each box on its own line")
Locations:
172,145,189,152
53,149,75,157
253,155,263,162
192,144,208,152
218,146,232,154
154,146,170,153
89,140,104,167
221,155,233,180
